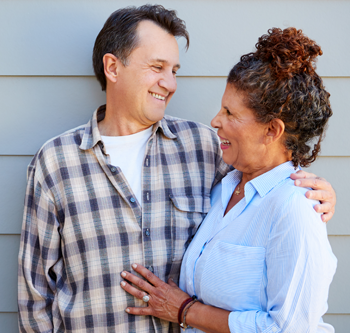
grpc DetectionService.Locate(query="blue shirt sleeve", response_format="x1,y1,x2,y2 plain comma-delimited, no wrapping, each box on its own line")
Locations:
228,190,337,333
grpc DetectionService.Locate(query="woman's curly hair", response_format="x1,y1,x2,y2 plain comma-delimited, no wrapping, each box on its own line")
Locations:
228,27,332,167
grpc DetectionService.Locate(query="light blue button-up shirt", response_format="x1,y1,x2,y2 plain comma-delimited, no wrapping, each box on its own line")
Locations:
179,161,337,333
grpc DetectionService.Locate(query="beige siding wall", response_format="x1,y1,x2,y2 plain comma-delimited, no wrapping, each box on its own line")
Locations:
1,1,349,332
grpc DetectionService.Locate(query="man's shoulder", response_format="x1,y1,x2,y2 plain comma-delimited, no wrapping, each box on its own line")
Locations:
38,124,86,154
29,123,87,172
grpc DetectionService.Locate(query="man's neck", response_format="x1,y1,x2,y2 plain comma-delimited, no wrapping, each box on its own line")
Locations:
98,105,153,136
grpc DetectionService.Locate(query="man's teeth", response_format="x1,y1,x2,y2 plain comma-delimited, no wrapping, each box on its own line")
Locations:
150,92,165,101
221,139,230,145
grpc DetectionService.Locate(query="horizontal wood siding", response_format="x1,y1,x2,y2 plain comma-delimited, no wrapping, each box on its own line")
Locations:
1,0,349,332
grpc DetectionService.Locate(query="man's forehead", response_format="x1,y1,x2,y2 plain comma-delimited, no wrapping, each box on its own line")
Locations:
133,20,180,64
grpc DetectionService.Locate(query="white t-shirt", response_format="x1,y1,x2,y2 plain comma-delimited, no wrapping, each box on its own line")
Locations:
101,126,153,206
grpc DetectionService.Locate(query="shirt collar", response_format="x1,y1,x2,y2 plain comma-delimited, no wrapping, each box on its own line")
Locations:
80,105,177,151
222,161,299,205
249,161,299,197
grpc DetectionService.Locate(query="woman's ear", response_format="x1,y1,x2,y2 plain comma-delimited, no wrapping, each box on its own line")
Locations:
103,53,119,84
265,118,285,145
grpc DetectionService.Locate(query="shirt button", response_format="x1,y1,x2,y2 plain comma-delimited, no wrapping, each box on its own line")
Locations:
110,166,117,173
145,228,150,237
130,197,136,203
147,266,154,273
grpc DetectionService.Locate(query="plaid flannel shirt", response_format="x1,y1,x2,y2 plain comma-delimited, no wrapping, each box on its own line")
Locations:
18,106,230,333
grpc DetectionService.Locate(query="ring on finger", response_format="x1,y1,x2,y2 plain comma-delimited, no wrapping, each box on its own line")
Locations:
143,295,150,303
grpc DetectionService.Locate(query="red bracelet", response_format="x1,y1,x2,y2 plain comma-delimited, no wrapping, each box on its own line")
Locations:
178,296,196,325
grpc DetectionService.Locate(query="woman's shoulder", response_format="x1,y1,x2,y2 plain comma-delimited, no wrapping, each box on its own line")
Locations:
272,178,319,209
267,178,324,232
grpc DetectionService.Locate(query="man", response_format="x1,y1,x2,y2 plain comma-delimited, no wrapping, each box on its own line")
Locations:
18,5,335,333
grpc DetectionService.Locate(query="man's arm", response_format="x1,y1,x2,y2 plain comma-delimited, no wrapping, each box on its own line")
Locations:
291,170,336,223
18,162,60,332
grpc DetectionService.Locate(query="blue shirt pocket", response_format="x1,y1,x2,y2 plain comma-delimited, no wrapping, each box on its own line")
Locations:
200,242,265,311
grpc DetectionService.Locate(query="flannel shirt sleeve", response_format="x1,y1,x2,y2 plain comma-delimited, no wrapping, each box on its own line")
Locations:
18,160,61,333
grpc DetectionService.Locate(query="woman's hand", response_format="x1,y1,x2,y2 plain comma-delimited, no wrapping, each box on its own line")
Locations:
290,170,336,222
120,263,190,323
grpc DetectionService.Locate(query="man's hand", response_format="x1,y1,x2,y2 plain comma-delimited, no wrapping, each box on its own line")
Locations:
290,170,336,223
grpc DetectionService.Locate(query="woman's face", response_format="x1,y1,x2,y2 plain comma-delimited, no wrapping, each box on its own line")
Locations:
211,84,269,173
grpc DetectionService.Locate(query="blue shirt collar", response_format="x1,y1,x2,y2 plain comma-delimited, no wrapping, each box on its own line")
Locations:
222,161,299,207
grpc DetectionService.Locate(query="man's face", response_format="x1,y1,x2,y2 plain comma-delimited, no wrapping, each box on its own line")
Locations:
114,20,180,131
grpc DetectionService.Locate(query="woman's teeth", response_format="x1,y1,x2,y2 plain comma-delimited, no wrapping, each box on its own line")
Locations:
221,139,230,145
150,92,165,101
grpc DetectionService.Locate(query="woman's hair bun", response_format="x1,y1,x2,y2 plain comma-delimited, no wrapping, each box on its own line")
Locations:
249,27,323,79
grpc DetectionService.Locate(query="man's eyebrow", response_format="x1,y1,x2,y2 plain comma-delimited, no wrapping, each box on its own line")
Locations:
151,58,181,70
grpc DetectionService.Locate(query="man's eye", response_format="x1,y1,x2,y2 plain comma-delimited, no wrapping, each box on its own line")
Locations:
153,66,162,70
226,109,232,115
172,71,177,75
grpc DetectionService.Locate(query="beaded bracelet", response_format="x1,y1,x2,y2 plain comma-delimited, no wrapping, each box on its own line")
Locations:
180,298,198,331
178,296,196,326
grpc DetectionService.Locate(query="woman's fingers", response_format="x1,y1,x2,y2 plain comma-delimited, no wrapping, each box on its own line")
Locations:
121,269,155,295
120,278,149,301
131,263,164,287
168,278,178,287
125,306,152,316
121,265,191,322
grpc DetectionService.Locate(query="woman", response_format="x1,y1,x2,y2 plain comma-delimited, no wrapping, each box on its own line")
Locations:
120,28,337,332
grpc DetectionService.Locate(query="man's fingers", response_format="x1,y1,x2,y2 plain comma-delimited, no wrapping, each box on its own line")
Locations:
322,211,334,223
290,170,317,180
131,263,163,287
305,189,331,202
313,201,333,214
295,178,331,191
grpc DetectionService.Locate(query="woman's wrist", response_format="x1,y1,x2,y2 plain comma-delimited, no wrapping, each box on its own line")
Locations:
180,297,198,330
182,300,201,328
178,296,195,326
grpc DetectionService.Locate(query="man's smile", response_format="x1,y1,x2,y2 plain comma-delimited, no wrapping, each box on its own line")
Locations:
149,92,166,101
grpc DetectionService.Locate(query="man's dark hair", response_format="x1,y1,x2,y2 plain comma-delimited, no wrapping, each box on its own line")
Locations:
93,4,189,91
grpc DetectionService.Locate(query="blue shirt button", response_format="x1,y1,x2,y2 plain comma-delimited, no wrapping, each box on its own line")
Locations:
147,266,154,273
110,166,117,173
145,229,150,236
130,197,136,203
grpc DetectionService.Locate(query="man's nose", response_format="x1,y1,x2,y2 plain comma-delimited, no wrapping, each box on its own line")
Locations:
159,71,177,93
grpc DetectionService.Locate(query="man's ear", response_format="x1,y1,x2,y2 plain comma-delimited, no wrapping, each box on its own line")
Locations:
103,53,119,84
265,118,285,145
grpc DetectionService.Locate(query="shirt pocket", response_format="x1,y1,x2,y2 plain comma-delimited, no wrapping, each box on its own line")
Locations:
200,242,265,311
169,195,211,280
